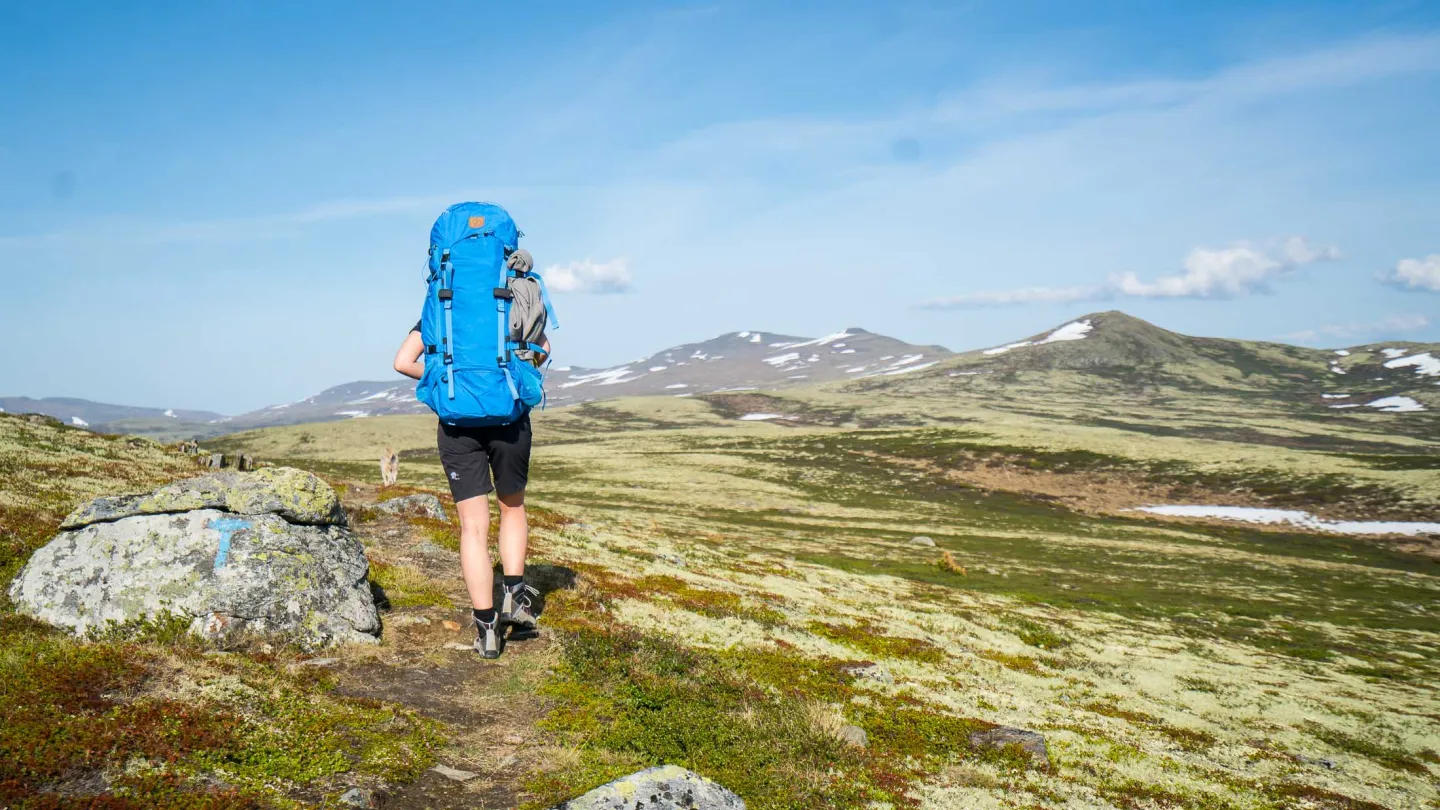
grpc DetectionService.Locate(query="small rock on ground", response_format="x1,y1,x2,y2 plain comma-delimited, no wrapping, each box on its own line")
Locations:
442,642,472,651
376,493,449,522
431,764,478,782
969,726,1050,768
297,657,340,668
840,662,894,684
552,765,744,809
837,725,867,748
338,787,377,808
909,535,936,547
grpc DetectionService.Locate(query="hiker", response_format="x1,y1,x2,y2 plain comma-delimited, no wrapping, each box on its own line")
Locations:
392,202,556,659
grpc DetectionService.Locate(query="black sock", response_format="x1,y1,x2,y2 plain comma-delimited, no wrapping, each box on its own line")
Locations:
473,607,496,624
503,574,525,589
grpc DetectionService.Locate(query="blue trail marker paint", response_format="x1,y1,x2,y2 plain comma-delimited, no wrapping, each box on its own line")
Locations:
207,517,252,570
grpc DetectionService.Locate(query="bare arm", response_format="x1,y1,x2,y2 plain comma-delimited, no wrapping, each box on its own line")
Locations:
393,331,424,380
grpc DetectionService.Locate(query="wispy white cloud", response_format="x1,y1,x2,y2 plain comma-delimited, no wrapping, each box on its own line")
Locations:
919,237,1338,309
1281,313,1430,344
1114,237,1339,299
1382,254,1440,293
544,257,635,294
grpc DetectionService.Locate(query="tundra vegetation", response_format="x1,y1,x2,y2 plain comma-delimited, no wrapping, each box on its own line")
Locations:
5,326,1438,810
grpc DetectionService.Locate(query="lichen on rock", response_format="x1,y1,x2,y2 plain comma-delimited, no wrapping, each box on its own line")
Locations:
12,467,376,649
375,493,448,522
552,765,745,809
60,466,346,529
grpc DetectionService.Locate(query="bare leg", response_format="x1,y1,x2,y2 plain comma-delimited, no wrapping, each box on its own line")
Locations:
497,490,528,577
456,495,494,610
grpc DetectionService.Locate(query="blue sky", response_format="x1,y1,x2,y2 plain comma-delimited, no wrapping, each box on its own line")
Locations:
2,1,1438,414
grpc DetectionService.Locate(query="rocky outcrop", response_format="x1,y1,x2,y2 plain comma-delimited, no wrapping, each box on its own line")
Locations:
375,493,448,522
552,765,744,809
969,725,1050,768
10,468,378,649
61,467,345,529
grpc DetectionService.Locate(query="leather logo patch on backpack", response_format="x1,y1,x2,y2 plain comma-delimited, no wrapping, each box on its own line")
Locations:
468,216,485,229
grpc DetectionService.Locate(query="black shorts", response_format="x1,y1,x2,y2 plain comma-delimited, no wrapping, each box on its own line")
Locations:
436,416,532,502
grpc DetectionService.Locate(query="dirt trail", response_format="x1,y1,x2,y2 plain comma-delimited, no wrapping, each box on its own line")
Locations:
325,488,564,809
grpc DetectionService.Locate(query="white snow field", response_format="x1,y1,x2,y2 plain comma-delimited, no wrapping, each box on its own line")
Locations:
1132,505,1440,536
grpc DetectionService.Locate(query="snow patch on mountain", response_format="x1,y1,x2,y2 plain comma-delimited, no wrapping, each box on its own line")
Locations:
772,330,855,350
982,319,1093,356
763,352,801,366
1366,396,1425,413
1383,352,1439,378
561,367,641,389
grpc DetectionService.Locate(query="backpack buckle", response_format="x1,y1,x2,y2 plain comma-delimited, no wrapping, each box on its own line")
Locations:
438,289,453,301
492,287,514,300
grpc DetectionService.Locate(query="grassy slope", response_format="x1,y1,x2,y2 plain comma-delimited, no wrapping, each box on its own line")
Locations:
0,414,442,808
211,391,1439,809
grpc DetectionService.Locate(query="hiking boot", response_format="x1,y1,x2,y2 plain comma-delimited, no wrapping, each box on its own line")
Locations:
474,616,500,659
500,582,539,630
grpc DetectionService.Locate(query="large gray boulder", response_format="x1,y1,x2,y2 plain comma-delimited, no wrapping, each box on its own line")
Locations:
552,765,744,809
9,468,378,649
61,467,346,528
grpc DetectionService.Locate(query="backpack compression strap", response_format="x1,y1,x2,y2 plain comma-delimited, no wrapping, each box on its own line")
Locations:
494,252,520,402
440,249,456,400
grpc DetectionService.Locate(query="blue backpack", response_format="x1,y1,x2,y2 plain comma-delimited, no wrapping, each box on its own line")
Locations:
415,202,557,426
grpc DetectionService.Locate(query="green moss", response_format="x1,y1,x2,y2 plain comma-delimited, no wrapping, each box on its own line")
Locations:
407,517,460,552
637,575,787,627
978,650,1044,674
0,606,442,806
847,703,992,764
529,623,874,810
369,560,452,610
807,620,946,664
529,582,1021,809
1002,616,1072,649
1301,721,1428,775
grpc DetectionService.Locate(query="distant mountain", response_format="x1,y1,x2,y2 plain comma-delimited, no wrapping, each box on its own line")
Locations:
11,313,1435,439
214,380,432,430
547,328,951,404
0,396,226,439
214,328,953,429
853,310,1439,422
